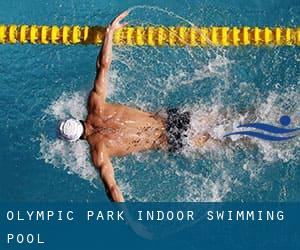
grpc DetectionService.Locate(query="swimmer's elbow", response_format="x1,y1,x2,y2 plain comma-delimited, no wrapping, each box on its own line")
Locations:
100,58,111,71
96,57,110,72
92,156,104,170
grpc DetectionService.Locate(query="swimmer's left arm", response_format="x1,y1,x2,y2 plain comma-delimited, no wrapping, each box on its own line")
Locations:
93,11,129,100
92,143,125,202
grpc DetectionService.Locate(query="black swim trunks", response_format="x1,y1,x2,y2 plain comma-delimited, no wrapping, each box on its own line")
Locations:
166,108,191,153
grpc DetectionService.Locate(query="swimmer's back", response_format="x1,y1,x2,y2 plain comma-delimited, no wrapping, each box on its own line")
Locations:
86,101,168,156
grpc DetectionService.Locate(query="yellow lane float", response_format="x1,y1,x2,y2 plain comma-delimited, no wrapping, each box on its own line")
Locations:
0,25,299,46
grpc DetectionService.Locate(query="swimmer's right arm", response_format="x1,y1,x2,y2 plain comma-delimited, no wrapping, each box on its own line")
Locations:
92,143,125,202
93,11,129,100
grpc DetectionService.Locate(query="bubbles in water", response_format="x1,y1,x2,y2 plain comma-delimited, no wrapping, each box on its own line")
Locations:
46,91,87,120
39,92,98,186
39,134,97,183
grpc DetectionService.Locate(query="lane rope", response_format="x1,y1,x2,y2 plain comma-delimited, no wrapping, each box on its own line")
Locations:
0,25,299,46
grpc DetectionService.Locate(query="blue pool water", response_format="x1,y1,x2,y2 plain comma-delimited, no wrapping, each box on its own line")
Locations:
0,0,299,202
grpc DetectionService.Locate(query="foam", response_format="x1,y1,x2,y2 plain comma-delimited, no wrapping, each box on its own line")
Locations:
39,134,97,184
39,92,98,185
175,165,233,202
46,91,87,120
182,90,300,162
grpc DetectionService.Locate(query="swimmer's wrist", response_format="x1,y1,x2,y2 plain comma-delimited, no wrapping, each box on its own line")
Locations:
106,25,116,36
106,26,112,33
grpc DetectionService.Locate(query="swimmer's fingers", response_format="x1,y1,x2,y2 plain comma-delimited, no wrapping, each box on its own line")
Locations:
114,10,130,23
110,10,130,30
119,22,129,29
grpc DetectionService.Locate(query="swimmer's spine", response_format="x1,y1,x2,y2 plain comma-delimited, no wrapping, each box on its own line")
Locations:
0,25,299,46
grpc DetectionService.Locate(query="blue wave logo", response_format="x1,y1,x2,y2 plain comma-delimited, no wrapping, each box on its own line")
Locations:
224,116,300,141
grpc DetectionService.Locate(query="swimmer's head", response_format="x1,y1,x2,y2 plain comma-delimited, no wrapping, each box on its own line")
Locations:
57,118,84,142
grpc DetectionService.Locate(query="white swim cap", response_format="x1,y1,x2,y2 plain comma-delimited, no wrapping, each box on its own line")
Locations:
58,118,84,142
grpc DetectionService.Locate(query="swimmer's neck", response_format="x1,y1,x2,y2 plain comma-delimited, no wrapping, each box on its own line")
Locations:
81,121,99,139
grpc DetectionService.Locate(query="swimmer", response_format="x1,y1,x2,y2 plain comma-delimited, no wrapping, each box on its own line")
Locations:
58,11,211,202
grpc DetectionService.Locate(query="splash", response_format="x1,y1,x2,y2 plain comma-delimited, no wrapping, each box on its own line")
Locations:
39,134,97,184
45,92,87,120
175,166,234,202
39,92,98,186
184,90,300,161
38,6,299,202
39,89,300,202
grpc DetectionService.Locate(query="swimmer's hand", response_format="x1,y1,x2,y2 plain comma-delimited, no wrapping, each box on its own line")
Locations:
107,10,129,33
